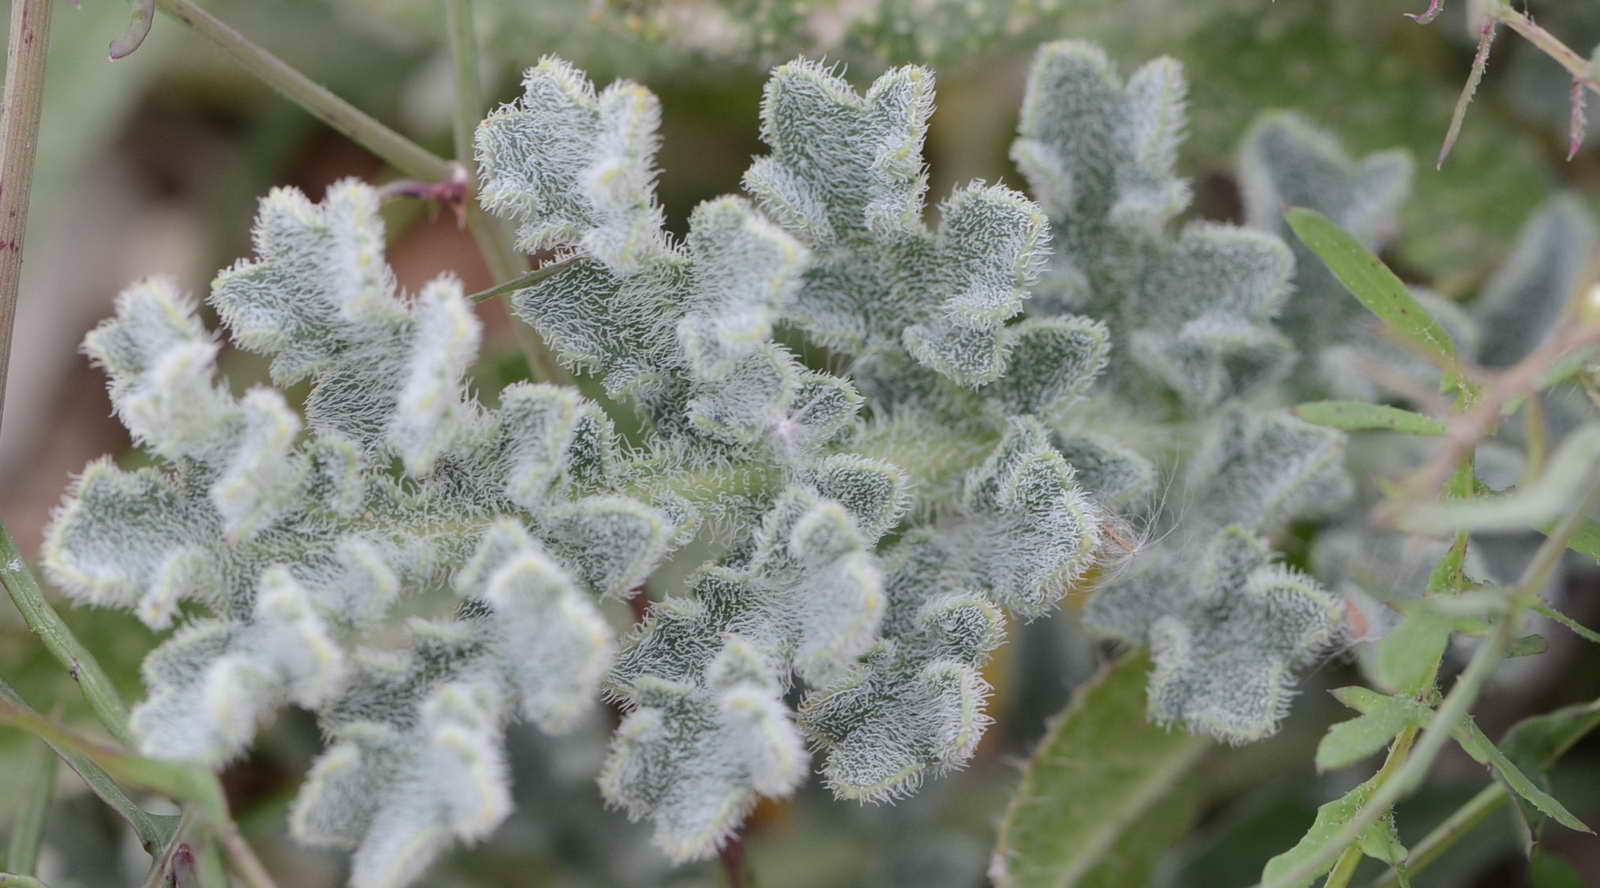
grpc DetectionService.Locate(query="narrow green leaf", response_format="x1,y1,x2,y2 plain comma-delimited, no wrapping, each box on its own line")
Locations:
990,651,1212,887
1501,700,1600,854
0,875,50,888
0,699,227,827
1317,688,1429,772
1294,401,1445,436
1376,608,1452,695
4,733,57,875
0,680,175,855
1284,208,1458,375
1453,718,1591,835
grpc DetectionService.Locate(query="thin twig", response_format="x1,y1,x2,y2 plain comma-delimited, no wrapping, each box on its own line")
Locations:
151,0,454,182
0,0,53,440
218,826,279,888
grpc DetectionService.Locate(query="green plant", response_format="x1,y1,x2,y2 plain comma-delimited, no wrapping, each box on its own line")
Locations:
3,3,1600,888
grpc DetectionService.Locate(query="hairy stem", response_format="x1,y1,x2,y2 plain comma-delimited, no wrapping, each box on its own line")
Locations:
152,0,453,182
1490,2,1600,98
0,0,53,438
1,523,134,747
442,0,571,385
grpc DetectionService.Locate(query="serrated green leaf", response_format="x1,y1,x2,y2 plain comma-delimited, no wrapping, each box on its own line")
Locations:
1318,688,1429,772
1294,401,1445,436
5,732,57,875
1453,718,1591,836
1284,208,1458,376
990,651,1211,887
1261,775,1382,888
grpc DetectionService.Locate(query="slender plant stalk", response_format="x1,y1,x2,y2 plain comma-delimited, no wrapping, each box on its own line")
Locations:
151,0,453,183
0,679,173,855
442,0,571,385
1322,844,1364,888
0,0,53,437
5,726,58,875
445,0,482,170
1,523,134,747
466,258,577,304
0,875,48,887
1368,785,1505,888
1490,3,1600,97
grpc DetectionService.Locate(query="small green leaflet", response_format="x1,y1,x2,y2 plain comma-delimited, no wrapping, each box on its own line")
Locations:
1284,208,1461,387
1294,401,1445,436
990,651,1211,888
1376,608,1452,695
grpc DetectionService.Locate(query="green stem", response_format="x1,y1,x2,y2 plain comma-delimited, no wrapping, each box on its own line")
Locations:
0,875,48,888
444,0,481,169
441,0,570,385
0,0,53,438
0,679,173,855
0,523,134,747
1367,785,1505,888
5,726,57,875
465,257,577,303
1322,846,1363,888
151,0,454,182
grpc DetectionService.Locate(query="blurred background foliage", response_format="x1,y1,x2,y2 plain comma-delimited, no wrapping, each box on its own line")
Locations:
1,1,1598,885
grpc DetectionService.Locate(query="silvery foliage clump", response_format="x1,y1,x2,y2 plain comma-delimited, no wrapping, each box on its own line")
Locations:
42,39,1352,883
1012,44,1352,744
1237,113,1600,640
